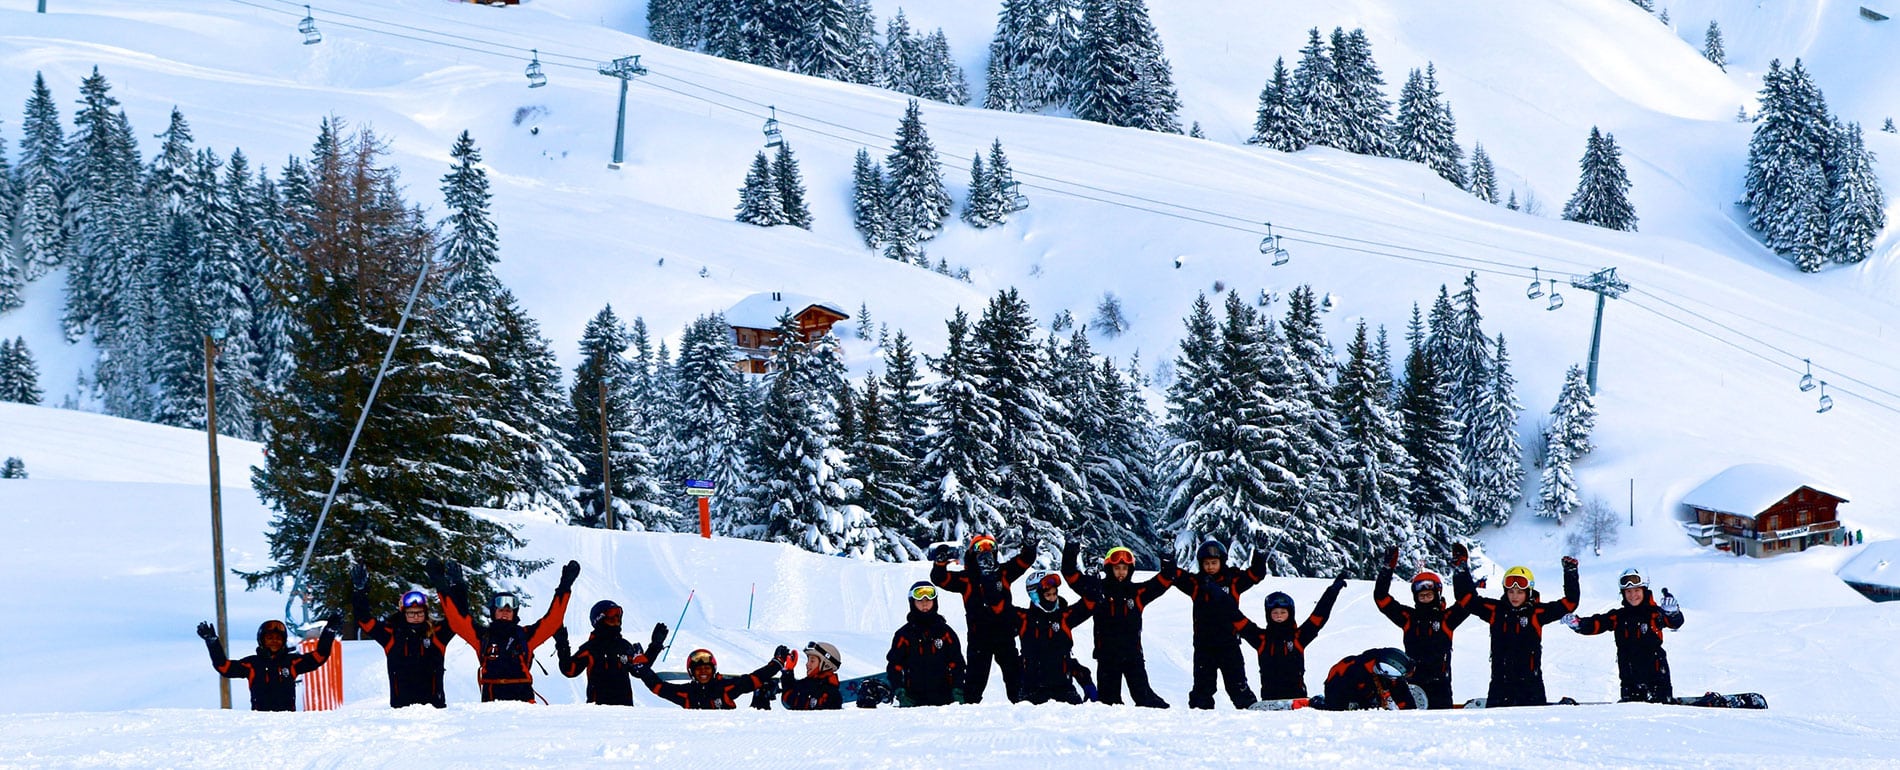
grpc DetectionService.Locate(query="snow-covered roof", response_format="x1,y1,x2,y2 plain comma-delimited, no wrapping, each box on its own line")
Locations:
724,292,849,331
1679,464,1849,519
1840,541,1900,587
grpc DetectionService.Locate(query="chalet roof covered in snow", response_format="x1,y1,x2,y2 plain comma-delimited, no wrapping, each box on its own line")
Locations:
1679,464,1849,519
724,292,849,331
1839,541,1900,587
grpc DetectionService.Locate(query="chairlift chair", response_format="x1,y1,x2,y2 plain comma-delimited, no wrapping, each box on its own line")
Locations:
763,107,783,148
526,50,547,88
1545,280,1564,311
1799,359,1816,392
1527,267,1545,299
1007,180,1029,212
1816,382,1834,414
299,6,322,45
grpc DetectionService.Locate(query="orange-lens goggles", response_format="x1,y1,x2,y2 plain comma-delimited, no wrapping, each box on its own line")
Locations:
1035,573,1062,590
1503,575,1531,591
1103,547,1136,566
970,535,997,552
688,650,716,667
909,585,938,601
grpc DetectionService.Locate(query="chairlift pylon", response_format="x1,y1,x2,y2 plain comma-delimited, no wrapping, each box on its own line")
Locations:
525,49,547,88
1816,381,1834,414
1546,280,1564,311
1798,358,1816,392
763,106,783,148
1527,267,1545,299
299,5,322,45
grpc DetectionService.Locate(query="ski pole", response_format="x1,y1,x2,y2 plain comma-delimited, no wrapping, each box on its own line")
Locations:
747,582,755,630
660,589,694,662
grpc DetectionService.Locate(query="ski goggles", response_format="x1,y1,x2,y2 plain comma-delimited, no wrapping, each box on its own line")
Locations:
1410,578,1440,594
804,642,839,669
1619,572,1647,589
400,591,429,608
970,535,997,552
599,606,624,621
491,593,522,610
1502,574,1532,591
1103,547,1136,566
909,585,939,601
259,621,288,638
1034,573,1062,591
687,650,717,668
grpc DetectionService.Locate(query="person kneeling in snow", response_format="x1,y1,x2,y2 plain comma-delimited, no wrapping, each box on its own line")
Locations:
555,600,644,706
1562,568,1684,703
197,614,340,712
885,581,966,707
779,641,845,710
628,624,781,709
1235,576,1346,702
1455,554,1579,708
1015,571,1096,704
1315,648,1420,711
428,557,577,704
349,561,455,709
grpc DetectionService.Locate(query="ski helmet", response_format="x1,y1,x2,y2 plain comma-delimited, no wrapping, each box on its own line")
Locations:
400,590,430,609
1370,647,1413,679
687,648,718,670
1264,591,1296,615
490,591,522,612
908,580,939,607
590,600,623,628
1102,546,1137,567
1502,566,1535,591
1617,568,1647,589
1410,572,1443,595
804,641,842,674
1196,540,1227,562
256,619,289,647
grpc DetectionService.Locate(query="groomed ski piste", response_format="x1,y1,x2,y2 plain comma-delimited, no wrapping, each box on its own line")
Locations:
2,0,1899,766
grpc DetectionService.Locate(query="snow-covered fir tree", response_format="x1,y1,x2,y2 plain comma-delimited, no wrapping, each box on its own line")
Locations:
1290,28,1346,150
646,0,694,48
1393,64,1466,186
1467,143,1500,204
881,14,969,104
850,148,888,249
1467,334,1524,528
1279,286,1355,572
0,337,44,404
477,290,587,522
885,100,952,241
772,142,813,230
1547,363,1597,460
985,0,1070,113
745,312,876,556
244,126,541,616
1538,437,1580,522
15,73,66,283
437,131,502,328
1250,57,1306,151
798,0,876,82
916,309,1005,540
961,153,997,228
1189,121,1205,138
918,30,971,105
879,327,929,477
1884,118,1896,134
1745,59,1837,271
985,139,1020,222
1331,28,1394,157
0,120,18,313
852,374,926,559
1073,0,1181,132
569,305,672,530
1334,321,1412,562
1703,20,1726,71
1163,294,1263,562
735,150,786,227
974,289,1085,546
1401,303,1470,552
0,457,23,479
1826,123,1885,265
1091,292,1128,338
673,313,749,529
1562,126,1638,231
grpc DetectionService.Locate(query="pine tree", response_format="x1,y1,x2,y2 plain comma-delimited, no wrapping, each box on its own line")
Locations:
647,0,693,48
854,374,926,559
916,309,1006,540
674,314,749,528
735,150,786,227
1826,123,1885,265
1250,57,1306,151
1467,143,1500,204
974,289,1085,544
0,118,20,312
1703,21,1726,71
1189,121,1204,139
0,337,45,404
1332,28,1394,157
16,73,66,282
438,131,501,328
850,148,888,249
1884,118,1896,134
1467,334,1523,528
1562,126,1638,231
1548,364,1597,459
478,291,588,522
985,139,1020,223
1334,321,1411,561
961,153,998,228
845,0,883,85
1279,286,1355,572
772,142,813,229
800,0,864,81
919,30,971,105
60,68,132,343
1290,29,1345,149
243,126,542,617
569,306,670,530
0,457,23,479
1745,59,1834,270
1538,435,1579,522
885,100,951,241
880,328,929,473
1400,303,1469,552
1393,65,1465,186
882,11,922,96
1073,0,1180,132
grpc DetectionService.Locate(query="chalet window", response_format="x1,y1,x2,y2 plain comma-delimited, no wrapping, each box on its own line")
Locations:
1797,509,1812,525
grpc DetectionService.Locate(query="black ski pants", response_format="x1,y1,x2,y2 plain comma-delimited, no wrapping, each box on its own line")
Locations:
963,635,1022,704
1097,648,1168,707
1188,638,1255,710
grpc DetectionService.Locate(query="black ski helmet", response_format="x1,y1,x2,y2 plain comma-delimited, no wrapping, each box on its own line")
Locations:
908,581,940,611
1196,540,1227,562
1370,647,1413,679
590,600,622,628
1264,591,1296,615
256,619,289,648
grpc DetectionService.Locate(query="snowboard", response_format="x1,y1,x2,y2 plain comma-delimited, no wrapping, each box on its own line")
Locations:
1250,684,1427,711
1674,692,1768,709
840,672,892,705
1458,696,1586,709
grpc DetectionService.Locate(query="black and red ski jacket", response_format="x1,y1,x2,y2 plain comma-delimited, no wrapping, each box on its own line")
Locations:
1573,588,1683,669
352,588,455,708
885,609,966,706
440,586,571,702
206,627,334,712
779,670,843,710
631,656,779,709
1166,551,1267,642
931,545,1035,644
1455,561,1579,685
1372,564,1472,685
1318,652,1419,711
557,628,642,706
1061,550,1172,658
1235,580,1343,699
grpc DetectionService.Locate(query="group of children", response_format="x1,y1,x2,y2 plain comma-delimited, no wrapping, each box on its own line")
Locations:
199,529,1685,713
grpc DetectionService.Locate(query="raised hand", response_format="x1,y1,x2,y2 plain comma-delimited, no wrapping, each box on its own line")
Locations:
1660,589,1679,614
1383,546,1400,570
1561,555,1579,570
424,557,447,590
1159,552,1177,573
773,645,793,670
349,561,368,591
929,543,953,563
553,625,569,649
1561,613,1580,630
1063,540,1081,566
1331,574,1348,592
648,623,670,657
1451,542,1469,567
323,609,344,629
196,621,217,641
557,560,581,593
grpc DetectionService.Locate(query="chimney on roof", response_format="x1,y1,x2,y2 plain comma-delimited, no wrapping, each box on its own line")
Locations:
772,291,782,301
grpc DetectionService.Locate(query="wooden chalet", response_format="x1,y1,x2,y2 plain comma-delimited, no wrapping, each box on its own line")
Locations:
726,292,850,375
1679,464,1849,558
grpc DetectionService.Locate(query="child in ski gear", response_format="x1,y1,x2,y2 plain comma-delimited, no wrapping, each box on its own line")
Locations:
349,561,455,709
1061,541,1173,708
1455,555,1580,708
886,581,966,707
929,523,1037,703
1235,576,1347,701
1373,544,1473,710
198,614,339,712
628,627,782,710
1015,570,1095,704
1562,568,1685,703
430,557,578,703
555,599,642,706
1315,648,1420,711
1167,538,1269,709
779,641,844,710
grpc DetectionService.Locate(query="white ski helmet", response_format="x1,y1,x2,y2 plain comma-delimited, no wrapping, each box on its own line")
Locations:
1617,568,1647,590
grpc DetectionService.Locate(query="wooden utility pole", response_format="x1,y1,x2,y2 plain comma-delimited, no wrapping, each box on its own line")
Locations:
204,330,231,710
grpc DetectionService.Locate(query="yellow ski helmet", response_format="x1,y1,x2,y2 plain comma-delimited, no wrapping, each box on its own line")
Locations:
1502,566,1535,591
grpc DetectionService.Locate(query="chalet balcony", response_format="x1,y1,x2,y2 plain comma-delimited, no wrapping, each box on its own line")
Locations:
1715,520,1841,542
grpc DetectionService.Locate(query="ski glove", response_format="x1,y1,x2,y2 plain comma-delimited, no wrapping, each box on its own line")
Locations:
349,561,368,591
648,623,670,658
1020,522,1039,554
553,625,569,650
1660,590,1680,615
1451,543,1469,567
928,544,954,563
324,610,345,630
1561,613,1580,631
1383,546,1400,570
196,621,217,641
779,648,798,672
557,560,581,593
1159,552,1176,573
1063,540,1081,568
1561,555,1579,570
423,557,448,592
1331,575,1349,592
